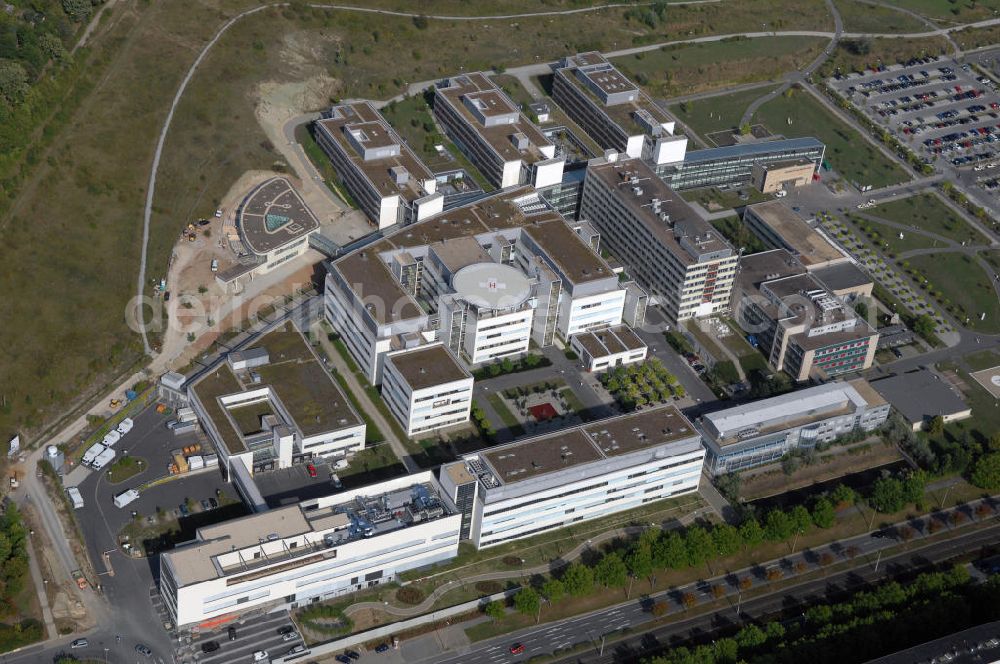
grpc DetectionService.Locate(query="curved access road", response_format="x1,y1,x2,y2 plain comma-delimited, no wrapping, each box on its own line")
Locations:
342,506,710,619
739,0,843,127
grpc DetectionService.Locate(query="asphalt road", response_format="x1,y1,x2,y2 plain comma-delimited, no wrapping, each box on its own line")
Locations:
415,518,1000,664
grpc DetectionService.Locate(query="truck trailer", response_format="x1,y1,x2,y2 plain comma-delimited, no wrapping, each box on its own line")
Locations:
113,489,140,509
82,443,106,467
66,487,85,509
91,447,116,471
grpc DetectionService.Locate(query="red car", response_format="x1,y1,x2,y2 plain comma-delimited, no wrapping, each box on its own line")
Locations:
510,643,525,655
306,463,317,478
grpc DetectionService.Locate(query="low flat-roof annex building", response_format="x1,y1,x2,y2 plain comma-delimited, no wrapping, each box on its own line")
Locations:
579,154,738,322
159,472,460,628
751,158,816,193
382,344,474,437
225,177,320,283
434,72,565,189
735,250,879,381
570,324,648,372
316,102,443,230
188,324,365,485
870,368,972,432
439,405,705,548
698,380,890,475
743,201,849,271
552,52,687,166
660,137,825,191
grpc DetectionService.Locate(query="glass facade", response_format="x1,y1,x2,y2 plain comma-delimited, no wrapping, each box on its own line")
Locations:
658,138,825,190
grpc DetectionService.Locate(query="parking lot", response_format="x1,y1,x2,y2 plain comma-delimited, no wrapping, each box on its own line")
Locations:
181,610,309,664
72,402,240,565
830,56,1000,203
254,457,345,508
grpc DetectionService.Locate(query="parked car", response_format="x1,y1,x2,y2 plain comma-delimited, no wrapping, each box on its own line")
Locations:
288,645,307,655
71,639,89,649
345,651,361,660
178,503,190,518
336,656,352,664
252,651,269,662
228,626,237,641
282,632,298,642
510,643,526,655
307,463,317,478
209,497,219,509
277,625,295,635
201,641,220,653
135,644,153,657
375,643,390,653
201,499,211,511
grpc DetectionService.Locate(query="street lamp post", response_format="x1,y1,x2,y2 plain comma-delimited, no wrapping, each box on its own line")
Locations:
940,484,953,509
736,588,742,617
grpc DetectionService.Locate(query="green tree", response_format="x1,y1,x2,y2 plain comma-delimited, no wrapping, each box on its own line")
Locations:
810,497,836,529
0,61,29,105
655,531,689,569
711,523,741,557
912,314,936,341
765,621,786,640
764,509,794,541
541,578,565,604
830,483,857,507
684,526,715,567
901,471,926,505
971,452,1000,491
789,505,812,534
514,587,540,620
625,544,654,588
870,476,905,513
738,518,765,548
562,563,594,597
735,623,767,649
62,0,92,21
483,600,504,622
38,33,68,63
928,415,945,435
594,552,628,589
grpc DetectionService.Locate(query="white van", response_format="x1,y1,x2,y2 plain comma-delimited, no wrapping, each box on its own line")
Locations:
113,489,140,509
102,429,121,447
67,487,85,509
116,418,134,435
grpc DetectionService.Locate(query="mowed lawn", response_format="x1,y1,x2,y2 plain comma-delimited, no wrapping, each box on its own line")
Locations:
864,193,989,246
752,87,909,188
909,253,1000,333
850,215,937,254
668,85,781,141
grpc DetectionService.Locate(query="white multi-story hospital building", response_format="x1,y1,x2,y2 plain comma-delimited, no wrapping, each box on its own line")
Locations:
439,404,705,548
159,472,460,628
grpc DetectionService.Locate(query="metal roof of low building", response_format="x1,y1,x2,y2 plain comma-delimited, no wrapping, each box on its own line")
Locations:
869,368,971,425
681,137,825,164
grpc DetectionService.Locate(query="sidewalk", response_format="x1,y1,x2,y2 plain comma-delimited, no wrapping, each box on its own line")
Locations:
25,537,56,639
314,327,420,474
